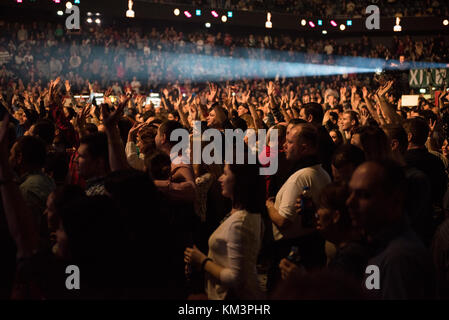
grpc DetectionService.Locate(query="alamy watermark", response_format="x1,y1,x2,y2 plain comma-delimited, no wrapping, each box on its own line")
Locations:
169,121,279,175
65,5,80,30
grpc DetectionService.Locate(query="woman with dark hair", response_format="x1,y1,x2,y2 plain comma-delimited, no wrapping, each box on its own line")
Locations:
184,149,266,300
329,128,343,147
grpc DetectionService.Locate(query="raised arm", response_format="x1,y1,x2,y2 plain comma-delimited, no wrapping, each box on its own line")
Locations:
101,96,131,172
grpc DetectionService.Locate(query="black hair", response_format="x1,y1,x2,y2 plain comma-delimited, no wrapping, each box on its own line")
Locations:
402,117,429,147
303,102,324,124
79,132,109,164
158,120,185,147
318,181,352,230
32,119,55,146
332,144,365,169
381,124,408,155
353,126,391,161
44,151,69,186
14,135,47,169
228,145,266,215
145,151,171,180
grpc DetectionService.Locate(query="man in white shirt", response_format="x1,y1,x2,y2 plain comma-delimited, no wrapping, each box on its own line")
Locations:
266,123,331,291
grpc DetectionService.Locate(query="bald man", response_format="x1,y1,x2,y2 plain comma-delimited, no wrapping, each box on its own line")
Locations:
266,123,331,291
347,160,435,299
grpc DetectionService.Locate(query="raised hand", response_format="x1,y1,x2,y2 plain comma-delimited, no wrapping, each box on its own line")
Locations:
362,86,369,99
351,85,357,95
75,104,91,130
206,83,218,102
378,80,394,98
128,121,145,142
65,80,71,93
102,96,129,129
267,81,275,96
174,95,183,111
360,108,370,126
429,118,437,137
242,90,251,104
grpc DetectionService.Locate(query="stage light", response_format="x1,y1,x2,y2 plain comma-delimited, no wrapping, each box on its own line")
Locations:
317,20,323,26
330,20,337,27
87,12,92,16
16,0,22,3
54,0,60,3
443,19,449,26
394,17,402,32
322,30,327,34
196,9,201,16
95,18,101,24
96,13,100,16
211,11,219,18
205,22,211,28
221,15,227,22
174,8,180,16
87,18,93,23
227,11,233,18
66,1,72,9
126,0,135,18
184,11,192,18
419,88,426,93
301,19,306,26
346,20,352,26
57,10,64,16
309,21,315,28
74,0,80,3
340,24,346,30
265,12,272,28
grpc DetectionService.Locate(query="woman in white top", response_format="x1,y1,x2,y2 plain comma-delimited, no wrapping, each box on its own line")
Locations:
184,154,266,300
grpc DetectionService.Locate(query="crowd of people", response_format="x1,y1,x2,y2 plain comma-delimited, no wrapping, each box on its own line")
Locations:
148,0,448,17
1,16,449,300
1,20,448,93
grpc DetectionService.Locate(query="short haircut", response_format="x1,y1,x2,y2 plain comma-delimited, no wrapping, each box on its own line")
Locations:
402,117,429,147
303,102,324,124
296,123,318,150
318,181,352,229
353,126,391,161
158,120,185,147
14,135,47,169
332,144,365,169
381,124,408,155
344,110,359,127
289,118,307,126
79,132,109,163
32,119,55,146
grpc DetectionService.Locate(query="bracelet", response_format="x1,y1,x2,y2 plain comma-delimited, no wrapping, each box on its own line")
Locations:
201,258,212,272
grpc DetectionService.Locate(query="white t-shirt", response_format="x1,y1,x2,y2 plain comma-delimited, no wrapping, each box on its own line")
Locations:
272,164,331,241
206,210,265,300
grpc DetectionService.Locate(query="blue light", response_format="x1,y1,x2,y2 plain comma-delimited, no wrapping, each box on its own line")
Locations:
196,9,201,16
227,11,233,18
347,20,352,26
74,0,80,3
317,20,323,26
